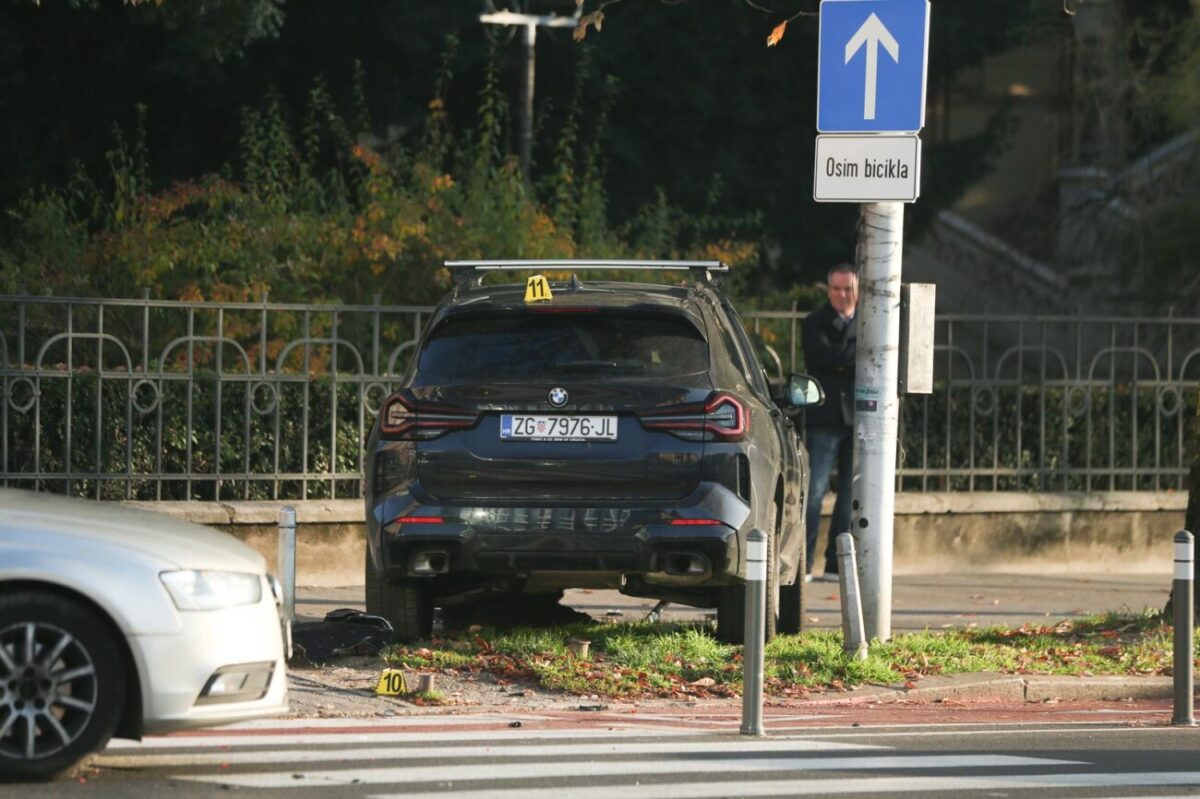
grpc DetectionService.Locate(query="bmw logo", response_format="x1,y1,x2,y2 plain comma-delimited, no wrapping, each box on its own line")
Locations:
548,387,568,407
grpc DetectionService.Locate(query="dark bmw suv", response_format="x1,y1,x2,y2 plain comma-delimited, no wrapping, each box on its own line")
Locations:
364,260,824,643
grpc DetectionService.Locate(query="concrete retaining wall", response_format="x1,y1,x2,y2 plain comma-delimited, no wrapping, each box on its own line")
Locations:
122,492,1189,585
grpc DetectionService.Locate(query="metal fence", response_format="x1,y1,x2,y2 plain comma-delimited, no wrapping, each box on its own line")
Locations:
2,294,1198,499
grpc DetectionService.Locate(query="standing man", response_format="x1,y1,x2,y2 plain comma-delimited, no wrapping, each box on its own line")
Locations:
801,264,858,582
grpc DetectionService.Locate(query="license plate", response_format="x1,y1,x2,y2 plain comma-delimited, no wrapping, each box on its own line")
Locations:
500,414,618,442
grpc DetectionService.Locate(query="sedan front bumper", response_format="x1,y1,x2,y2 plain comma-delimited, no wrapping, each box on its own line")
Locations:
131,587,288,734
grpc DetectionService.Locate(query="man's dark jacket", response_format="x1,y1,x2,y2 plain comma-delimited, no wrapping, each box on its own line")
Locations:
801,302,856,429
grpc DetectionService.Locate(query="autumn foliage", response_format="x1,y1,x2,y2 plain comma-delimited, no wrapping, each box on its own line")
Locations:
0,40,760,306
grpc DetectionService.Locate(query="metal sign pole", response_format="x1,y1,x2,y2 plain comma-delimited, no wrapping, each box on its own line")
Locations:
850,201,904,644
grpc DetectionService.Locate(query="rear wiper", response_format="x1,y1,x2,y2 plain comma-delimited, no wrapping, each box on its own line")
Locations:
556,359,646,370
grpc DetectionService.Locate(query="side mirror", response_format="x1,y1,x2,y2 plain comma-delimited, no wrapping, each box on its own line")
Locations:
787,373,825,408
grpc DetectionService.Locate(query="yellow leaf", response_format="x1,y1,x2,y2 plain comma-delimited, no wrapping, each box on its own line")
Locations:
767,20,787,47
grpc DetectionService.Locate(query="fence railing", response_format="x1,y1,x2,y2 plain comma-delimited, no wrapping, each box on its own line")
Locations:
2,294,1197,499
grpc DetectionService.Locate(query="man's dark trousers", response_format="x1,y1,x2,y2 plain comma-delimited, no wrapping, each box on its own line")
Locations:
801,300,857,577
805,425,853,575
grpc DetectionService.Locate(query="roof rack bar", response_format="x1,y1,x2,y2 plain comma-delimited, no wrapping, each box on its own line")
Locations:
444,259,728,273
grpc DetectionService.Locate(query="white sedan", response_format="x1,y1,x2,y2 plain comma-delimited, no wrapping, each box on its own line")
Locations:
0,489,289,780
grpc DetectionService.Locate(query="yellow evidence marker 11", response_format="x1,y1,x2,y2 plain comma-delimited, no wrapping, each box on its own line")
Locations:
375,668,408,696
524,274,553,303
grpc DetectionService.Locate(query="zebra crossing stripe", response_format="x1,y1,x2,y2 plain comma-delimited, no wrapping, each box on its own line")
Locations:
104,726,699,750
364,772,1200,799
173,754,1080,789
95,738,885,769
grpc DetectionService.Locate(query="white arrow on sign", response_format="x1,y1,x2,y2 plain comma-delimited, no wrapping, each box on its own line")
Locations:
844,12,900,122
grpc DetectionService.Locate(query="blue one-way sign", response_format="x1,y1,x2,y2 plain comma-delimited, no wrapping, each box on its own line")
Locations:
817,0,930,133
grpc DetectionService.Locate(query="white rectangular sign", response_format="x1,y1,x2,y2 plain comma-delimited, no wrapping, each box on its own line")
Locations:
813,134,921,203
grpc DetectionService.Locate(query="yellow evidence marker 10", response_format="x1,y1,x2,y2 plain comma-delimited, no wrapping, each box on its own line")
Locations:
375,668,408,696
524,274,553,303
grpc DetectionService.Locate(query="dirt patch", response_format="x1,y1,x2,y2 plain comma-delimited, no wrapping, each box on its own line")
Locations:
285,658,638,719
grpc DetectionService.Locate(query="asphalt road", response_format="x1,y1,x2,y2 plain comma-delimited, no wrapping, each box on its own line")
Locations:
295,572,1172,631
14,715,1199,798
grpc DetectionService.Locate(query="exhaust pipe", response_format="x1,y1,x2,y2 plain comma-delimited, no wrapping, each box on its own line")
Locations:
663,551,711,577
410,550,450,575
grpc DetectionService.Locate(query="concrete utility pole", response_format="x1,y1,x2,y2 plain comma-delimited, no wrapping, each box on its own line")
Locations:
814,0,930,647
479,9,580,182
850,202,904,643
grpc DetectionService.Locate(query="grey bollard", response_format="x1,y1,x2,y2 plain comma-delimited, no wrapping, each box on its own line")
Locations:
1173,530,1195,727
836,533,868,660
740,528,767,737
277,505,296,622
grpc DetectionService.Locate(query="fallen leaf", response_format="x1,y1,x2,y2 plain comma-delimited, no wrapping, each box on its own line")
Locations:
766,20,787,47
689,677,716,687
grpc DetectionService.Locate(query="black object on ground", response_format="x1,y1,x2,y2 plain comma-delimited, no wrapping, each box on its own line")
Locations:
441,592,592,631
291,608,394,664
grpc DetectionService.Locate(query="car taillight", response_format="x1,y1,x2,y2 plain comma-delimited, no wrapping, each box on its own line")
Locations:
379,393,478,440
638,392,748,442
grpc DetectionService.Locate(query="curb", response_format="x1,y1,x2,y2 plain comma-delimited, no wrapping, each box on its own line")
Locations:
795,674,1183,705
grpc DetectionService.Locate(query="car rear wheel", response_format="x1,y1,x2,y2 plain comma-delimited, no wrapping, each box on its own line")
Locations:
364,541,433,642
0,590,124,782
778,506,806,635
715,513,779,645
777,576,805,635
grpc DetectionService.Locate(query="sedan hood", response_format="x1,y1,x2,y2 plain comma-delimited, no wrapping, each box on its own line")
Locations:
0,489,265,573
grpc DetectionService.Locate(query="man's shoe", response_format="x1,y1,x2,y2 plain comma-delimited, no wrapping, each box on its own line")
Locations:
818,572,839,583
803,573,813,583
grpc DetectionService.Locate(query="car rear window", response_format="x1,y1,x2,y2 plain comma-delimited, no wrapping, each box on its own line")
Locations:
416,310,709,382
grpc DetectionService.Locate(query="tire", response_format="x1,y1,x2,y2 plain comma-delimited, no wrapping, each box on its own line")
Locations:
364,541,433,642
777,578,805,635
715,585,745,644
379,579,434,643
364,538,382,616
0,590,124,782
764,528,778,642
778,500,807,635
716,504,779,645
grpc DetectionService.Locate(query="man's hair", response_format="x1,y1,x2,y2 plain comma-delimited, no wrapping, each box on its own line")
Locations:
827,264,857,285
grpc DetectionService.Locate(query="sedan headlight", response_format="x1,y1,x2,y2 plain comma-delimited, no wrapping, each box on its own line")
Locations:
160,570,263,611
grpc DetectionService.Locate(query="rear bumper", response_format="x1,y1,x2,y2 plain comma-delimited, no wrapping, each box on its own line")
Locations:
367,481,752,584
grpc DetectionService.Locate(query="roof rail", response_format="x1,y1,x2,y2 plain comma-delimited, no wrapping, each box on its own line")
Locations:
444,259,728,287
